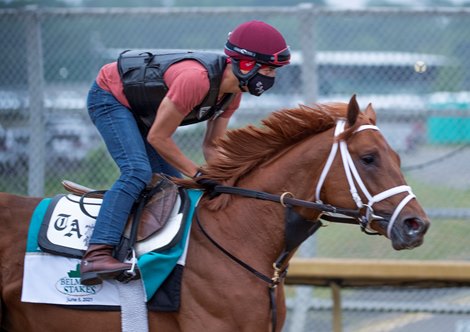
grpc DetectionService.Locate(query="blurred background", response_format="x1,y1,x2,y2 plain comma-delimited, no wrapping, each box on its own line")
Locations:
1,0,470,331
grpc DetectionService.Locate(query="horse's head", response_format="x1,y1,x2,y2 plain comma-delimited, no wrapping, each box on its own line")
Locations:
317,95,430,250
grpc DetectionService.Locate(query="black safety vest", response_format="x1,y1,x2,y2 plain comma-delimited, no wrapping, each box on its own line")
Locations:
117,50,233,134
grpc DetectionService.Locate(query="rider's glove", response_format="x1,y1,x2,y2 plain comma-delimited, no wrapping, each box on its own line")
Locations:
193,170,220,197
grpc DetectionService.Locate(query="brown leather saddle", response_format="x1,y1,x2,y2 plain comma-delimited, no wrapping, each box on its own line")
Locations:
62,173,180,245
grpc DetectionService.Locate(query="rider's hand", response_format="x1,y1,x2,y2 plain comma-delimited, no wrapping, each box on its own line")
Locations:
193,170,220,193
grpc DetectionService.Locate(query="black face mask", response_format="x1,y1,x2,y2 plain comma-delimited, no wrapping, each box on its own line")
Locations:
246,72,275,96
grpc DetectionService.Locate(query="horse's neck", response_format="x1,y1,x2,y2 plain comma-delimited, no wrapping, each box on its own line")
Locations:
205,131,333,266
248,130,333,217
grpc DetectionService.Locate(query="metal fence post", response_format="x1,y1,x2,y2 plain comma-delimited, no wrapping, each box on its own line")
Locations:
287,6,319,332
331,281,342,332
26,8,46,197
287,237,317,332
299,3,318,104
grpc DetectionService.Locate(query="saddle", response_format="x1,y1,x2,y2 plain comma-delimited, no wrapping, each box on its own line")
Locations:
63,174,177,240
39,173,187,260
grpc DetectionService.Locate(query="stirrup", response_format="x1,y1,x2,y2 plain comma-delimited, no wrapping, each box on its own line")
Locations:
117,249,139,284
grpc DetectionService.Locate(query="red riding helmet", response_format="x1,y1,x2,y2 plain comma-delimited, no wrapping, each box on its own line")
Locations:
224,20,290,67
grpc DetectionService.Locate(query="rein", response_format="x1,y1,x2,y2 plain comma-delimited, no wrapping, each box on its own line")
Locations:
213,185,361,221
212,185,379,233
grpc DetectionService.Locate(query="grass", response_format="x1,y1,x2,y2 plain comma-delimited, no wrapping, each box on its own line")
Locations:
406,176,470,209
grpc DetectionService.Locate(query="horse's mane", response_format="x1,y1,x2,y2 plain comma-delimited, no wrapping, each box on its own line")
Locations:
207,103,346,183
176,102,348,203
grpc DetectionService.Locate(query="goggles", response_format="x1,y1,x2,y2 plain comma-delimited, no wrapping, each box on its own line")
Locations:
225,41,291,66
266,46,291,66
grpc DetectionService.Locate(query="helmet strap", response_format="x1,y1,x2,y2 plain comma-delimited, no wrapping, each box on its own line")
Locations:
231,59,262,91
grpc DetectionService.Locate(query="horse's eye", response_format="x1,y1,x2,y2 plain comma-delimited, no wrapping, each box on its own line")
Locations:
361,154,375,165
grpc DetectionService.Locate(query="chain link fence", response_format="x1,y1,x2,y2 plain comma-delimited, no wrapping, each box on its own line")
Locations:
1,6,470,331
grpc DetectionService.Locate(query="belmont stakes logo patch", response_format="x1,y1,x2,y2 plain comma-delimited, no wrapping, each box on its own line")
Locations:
55,264,102,302
22,252,121,306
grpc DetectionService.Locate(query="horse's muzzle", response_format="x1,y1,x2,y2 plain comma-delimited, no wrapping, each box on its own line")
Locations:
391,216,429,250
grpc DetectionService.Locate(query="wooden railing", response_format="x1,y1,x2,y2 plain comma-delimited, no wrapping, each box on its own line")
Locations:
285,258,470,332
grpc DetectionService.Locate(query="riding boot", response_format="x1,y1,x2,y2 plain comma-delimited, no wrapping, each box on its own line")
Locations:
80,244,137,286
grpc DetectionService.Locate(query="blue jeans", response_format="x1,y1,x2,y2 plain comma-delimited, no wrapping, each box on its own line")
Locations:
87,81,181,245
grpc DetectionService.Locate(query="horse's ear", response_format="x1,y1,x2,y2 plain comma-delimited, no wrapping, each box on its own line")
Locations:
365,103,376,125
347,94,360,126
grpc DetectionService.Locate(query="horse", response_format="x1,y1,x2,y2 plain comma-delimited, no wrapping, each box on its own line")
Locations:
0,95,429,332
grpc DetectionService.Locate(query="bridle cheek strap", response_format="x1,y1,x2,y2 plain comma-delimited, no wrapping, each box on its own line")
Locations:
386,192,416,238
315,119,417,237
315,121,344,202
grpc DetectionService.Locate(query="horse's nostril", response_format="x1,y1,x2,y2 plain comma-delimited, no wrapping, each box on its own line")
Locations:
404,218,425,236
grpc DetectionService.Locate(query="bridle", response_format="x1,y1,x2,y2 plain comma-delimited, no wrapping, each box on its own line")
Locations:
195,117,417,332
315,119,416,238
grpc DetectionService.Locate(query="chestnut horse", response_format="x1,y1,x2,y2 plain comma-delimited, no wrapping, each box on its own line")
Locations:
0,96,429,332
